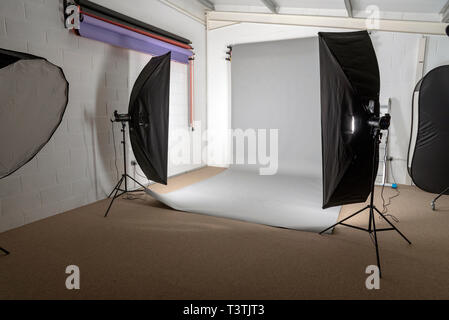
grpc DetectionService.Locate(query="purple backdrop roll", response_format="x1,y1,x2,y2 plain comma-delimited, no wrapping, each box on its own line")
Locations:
79,15,192,64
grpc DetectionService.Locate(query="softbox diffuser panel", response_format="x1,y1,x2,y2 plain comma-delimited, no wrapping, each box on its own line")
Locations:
408,65,449,194
129,52,171,185
0,48,68,179
319,31,380,209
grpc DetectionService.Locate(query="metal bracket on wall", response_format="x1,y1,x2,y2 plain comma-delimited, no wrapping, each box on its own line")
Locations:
226,45,232,61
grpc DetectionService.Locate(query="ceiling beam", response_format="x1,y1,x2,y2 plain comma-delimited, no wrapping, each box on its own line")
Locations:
197,0,215,11
344,0,353,18
159,0,205,25
261,0,279,14
207,11,448,35
441,1,449,22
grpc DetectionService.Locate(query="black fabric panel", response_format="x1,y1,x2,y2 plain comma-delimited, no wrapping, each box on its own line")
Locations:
0,48,40,69
409,65,449,194
129,52,171,185
75,0,192,45
319,31,380,209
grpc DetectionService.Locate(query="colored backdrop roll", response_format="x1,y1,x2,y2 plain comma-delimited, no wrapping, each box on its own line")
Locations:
79,14,193,64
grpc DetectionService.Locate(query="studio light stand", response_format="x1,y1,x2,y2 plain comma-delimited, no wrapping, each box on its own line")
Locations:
320,113,411,277
104,111,149,217
0,247,9,255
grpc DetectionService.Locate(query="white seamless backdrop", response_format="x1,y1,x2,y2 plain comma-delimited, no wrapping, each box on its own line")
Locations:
148,37,341,232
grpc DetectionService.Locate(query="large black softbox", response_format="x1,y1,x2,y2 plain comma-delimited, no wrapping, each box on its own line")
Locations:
319,31,380,209
128,52,171,185
0,48,68,179
408,65,449,195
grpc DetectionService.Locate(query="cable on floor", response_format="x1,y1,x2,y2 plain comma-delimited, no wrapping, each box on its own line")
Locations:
379,128,400,222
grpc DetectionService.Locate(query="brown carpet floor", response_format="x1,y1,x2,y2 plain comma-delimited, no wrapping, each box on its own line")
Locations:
1,166,449,299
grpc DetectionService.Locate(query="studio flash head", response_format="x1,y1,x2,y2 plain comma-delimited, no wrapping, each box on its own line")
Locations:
113,110,131,122
368,113,391,130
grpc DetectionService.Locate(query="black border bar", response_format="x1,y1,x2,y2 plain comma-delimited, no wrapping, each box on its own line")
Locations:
74,0,192,45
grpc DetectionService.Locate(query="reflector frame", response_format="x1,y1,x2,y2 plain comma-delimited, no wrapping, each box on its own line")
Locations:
408,65,449,194
0,48,69,179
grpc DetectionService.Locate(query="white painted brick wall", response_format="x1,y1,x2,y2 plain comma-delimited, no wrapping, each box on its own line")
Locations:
0,18,6,37
0,0,206,232
0,2,26,21
2,192,42,217
425,36,449,72
40,183,72,205
21,172,58,192
5,18,46,42
0,176,22,198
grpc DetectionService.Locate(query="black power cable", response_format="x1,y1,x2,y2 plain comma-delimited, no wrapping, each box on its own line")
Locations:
379,128,400,222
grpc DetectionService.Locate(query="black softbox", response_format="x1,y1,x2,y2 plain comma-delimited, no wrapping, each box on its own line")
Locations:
319,31,380,209
0,48,68,179
128,52,171,185
408,65,449,195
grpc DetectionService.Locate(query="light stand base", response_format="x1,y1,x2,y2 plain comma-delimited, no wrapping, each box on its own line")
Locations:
0,247,9,255
104,174,148,217
319,204,411,277
320,124,411,277
104,118,150,218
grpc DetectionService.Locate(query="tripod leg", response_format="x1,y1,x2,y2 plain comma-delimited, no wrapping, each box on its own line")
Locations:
319,205,369,235
104,176,124,218
108,177,123,198
431,186,449,211
368,210,372,232
370,209,382,278
0,247,9,255
374,207,411,244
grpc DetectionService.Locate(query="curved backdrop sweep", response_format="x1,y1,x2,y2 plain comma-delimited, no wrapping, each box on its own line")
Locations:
318,31,380,209
129,52,171,185
0,48,69,179
408,65,449,194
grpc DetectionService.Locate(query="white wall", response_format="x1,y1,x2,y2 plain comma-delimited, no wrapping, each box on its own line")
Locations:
206,22,448,185
206,23,340,167
425,36,449,71
0,0,206,232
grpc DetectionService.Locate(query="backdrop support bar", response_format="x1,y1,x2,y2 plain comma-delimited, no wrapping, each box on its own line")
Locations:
0,247,9,255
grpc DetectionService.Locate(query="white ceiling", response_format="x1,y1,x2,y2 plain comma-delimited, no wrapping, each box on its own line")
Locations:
352,0,446,13
277,0,344,9
187,0,448,22
211,0,446,12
